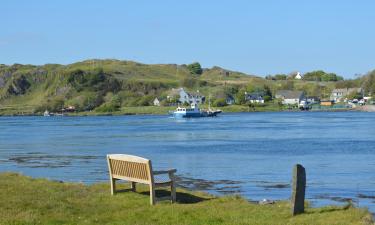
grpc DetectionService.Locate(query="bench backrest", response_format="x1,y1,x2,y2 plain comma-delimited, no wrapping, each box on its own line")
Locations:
107,154,154,184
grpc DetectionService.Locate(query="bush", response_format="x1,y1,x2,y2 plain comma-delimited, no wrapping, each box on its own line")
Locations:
95,102,120,112
67,68,121,93
213,98,227,107
187,62,202,75
235,90,246,105
36,96,65,112
136,96,154,106
82,93,103,111
264,95,272,102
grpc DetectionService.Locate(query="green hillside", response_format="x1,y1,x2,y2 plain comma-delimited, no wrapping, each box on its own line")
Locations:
0,59,259,115
0,59,372,115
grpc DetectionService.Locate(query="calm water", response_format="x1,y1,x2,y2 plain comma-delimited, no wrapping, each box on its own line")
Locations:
1,112,375,211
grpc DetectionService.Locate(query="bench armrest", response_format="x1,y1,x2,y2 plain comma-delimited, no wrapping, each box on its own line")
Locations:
153,169,177,175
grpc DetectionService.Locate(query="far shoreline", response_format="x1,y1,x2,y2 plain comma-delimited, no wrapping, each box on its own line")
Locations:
0,105,365,117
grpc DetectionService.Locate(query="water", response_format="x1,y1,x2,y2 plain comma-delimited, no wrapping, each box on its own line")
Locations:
1,112,375,212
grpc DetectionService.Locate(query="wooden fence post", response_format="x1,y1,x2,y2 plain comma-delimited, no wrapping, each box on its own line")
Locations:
291,164,306,216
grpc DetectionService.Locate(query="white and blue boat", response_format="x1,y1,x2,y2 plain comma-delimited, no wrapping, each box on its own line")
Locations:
172,103,221,118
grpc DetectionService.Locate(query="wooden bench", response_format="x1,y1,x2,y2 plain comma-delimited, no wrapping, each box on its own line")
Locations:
107,154,177,205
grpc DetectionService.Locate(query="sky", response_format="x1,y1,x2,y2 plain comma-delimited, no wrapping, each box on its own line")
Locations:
1,0,374,78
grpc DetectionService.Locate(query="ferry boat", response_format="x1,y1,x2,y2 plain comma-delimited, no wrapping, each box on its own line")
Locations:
172,103,221,118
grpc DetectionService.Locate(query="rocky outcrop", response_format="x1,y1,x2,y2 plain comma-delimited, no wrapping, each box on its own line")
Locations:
7,75,31,95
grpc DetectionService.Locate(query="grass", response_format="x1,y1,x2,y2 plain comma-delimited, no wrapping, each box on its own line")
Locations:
0,105,284,116
0,173,373,225
68,106,176,116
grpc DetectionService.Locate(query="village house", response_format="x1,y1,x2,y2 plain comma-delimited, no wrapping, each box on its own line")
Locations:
226,96,235,105
306,96,320,104
294,72,303,80
245,92,265,104
153,98,160,106
167,88,205,104
330,88,363,103
275,90,305,105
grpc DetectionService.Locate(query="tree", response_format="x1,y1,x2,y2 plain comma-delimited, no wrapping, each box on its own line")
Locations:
362,70,375,96
304,70,343,82
235,89,246,105
275,74,287,80
213,98,227,107
263,85,272,101
347,91,362,100
181,77,197,88
303,70,325,81
280,80,294,90
187,62,202,75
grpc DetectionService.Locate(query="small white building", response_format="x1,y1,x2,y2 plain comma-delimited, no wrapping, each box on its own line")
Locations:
153,98,160,106
294,72,302,80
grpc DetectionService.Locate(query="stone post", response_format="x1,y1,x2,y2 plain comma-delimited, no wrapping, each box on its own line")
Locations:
291,164,306,216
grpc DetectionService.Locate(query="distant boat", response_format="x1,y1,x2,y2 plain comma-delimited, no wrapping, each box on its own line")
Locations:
43,110,51,117
172,103,221,118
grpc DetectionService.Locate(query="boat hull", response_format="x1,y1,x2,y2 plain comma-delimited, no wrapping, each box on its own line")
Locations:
173,110,221,118
173,112,202,118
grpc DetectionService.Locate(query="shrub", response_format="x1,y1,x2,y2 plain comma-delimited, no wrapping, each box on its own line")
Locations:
95,102,120,112
187,62,202,75
213,98,227,107
136,96,154,106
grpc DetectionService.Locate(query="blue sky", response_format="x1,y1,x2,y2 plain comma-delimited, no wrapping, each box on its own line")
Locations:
1,0,374,78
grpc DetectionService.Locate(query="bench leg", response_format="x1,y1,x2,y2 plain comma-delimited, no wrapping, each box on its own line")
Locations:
171,181,176,203
150,185,156,205
131,182,136,192
110,178,116,195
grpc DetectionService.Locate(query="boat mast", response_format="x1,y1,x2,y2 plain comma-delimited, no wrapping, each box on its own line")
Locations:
208,93,211,111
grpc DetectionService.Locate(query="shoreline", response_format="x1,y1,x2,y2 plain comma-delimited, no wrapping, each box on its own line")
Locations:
0,105,360,117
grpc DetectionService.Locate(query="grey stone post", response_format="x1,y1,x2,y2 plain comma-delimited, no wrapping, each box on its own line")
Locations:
291,164,306,215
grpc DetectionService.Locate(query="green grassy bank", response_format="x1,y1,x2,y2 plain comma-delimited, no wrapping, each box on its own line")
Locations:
0,173,372,225
0,104,285,116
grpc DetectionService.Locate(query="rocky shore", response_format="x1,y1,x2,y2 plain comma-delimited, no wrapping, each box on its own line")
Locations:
356,105,375,112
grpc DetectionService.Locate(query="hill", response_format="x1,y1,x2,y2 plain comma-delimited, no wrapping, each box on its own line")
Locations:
0,59,371,115
0,59,263,115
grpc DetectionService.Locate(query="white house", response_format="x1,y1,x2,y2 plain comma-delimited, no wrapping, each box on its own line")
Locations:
167,88,205,104
153,98,160,106
275,90,305,105
294,72,302,80
245,92,265,104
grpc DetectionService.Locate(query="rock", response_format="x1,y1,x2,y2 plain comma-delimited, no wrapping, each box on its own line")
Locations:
357,105,375,112
259,199,275,205
291,164,306,216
